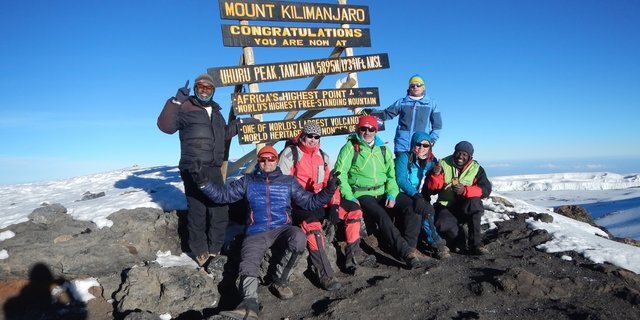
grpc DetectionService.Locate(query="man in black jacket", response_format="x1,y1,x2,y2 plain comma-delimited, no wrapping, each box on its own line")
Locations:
157,73,234,268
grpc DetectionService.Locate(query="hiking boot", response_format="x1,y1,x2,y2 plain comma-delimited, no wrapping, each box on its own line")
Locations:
319,276,342,291
470,245,489,256
220,298,259,320
434,240,451,259
345,250,376,272
195,253,210,267
404,249,438,269
270,282,294,300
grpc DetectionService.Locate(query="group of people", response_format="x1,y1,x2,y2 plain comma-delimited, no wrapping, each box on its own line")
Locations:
158,73,491,320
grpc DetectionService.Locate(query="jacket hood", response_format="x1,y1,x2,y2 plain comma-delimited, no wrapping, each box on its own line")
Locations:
411,131,432,146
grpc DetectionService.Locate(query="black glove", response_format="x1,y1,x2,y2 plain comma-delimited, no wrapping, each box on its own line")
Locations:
327,205,340,225
325,170,341,193
175,80,190,103
189,160,209,187
412,194,429,217
452,184,465,196
431,161,442,175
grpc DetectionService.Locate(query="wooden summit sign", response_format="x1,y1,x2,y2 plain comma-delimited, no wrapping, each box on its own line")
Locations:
237,115,385,144
208,53,389,87
221,24,371,47
219,0,370,24
232,87,379,115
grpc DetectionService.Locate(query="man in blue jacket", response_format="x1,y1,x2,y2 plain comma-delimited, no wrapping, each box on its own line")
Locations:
367,74,442,155
196,146,339,320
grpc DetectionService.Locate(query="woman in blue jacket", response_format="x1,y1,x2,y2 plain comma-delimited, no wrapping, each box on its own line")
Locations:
394,131,449,259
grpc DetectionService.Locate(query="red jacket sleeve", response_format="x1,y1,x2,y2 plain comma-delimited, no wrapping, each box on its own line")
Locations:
426,172,445,191
462,166,492,198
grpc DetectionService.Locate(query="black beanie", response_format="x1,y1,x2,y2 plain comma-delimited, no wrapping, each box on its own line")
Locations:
454,141,474,157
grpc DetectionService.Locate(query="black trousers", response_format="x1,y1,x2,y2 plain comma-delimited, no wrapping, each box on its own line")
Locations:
434,197,484,248
358,195,413,258
390,192,422,249
180,166,229,257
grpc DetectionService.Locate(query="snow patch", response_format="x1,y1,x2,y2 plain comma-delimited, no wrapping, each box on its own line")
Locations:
0,230,15,241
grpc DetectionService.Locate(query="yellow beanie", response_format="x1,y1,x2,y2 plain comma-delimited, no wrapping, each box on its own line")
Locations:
408,74,425,86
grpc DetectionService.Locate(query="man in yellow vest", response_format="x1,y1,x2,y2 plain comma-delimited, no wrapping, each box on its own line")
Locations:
424,141,492,255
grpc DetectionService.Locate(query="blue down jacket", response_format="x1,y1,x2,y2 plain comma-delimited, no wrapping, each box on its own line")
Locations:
200,166,333,236
372,95,442,153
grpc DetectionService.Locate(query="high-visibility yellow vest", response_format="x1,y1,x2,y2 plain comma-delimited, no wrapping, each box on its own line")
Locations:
437,155,480,206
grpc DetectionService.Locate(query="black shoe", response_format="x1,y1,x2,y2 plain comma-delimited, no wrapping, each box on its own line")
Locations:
470,245,489,256
345,250,376,272
319,276,342,291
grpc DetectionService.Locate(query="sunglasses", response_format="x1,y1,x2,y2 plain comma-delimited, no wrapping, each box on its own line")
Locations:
258,156,277,163
305,133,320,140
415,142,431,148
359,126,377,133
196,84,214,91
409,83,423,88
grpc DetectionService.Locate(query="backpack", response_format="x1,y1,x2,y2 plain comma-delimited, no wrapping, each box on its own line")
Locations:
281,142,328,176
351,139,387,167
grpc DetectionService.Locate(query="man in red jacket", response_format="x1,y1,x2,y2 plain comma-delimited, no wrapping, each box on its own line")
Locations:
425,141,492,255
279,122,373,288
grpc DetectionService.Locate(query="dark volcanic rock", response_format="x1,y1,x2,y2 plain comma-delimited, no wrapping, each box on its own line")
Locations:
0,208,182,278
2,202,640,320
554,205,595,225
78,191,106,201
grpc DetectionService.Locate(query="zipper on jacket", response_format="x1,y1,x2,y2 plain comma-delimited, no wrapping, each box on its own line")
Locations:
266,176,271,230
410,100,418,136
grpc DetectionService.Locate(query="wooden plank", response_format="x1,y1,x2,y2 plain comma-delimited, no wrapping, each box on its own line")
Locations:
218,0,370,24
237,115,385,144
221,24,371,47
207,53,389,87
232,87,379,115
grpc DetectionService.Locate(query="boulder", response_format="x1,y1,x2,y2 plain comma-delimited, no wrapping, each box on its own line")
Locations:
115,264,219,315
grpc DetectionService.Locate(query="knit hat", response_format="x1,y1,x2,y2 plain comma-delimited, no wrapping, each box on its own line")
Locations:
357,115,379,131
454,141,474,157
257,146,278,159
408,74,425,86
411,131,432,147
302,121,322,136
194,73,215,87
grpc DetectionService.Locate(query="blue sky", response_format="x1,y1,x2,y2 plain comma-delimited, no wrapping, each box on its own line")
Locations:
1,0,639,185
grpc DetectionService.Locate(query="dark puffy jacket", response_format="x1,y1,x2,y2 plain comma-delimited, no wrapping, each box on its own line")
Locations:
157,97,234,169
200,166,334,236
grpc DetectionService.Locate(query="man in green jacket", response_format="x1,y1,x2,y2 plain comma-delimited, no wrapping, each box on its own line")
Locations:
334,115,435,269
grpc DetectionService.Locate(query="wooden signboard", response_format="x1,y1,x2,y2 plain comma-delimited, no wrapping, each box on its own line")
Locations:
221,24,371,47
237,115,385,144
208,53,389,87
232,87,379,115
219,0,370,24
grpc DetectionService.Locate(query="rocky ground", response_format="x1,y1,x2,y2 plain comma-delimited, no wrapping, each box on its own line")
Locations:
1,201,639,320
